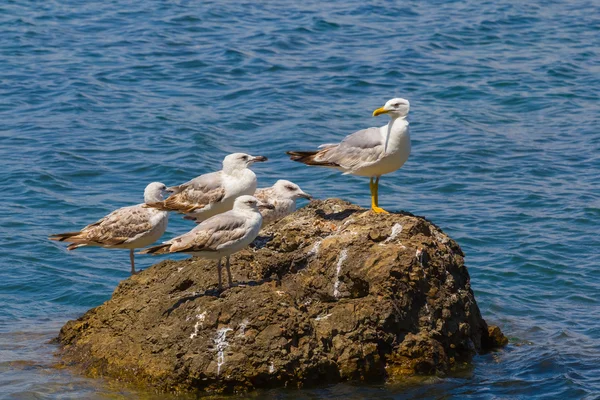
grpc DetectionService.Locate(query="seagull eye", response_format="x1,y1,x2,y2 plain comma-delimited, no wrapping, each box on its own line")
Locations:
285,185,295,191
394,103,400,107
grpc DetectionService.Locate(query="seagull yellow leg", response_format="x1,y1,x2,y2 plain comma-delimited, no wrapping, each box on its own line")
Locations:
372,177,388,214
370,177,376,209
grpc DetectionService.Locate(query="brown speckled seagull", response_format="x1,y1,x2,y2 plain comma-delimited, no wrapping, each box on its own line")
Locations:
49,182,169,274
254,180,312,226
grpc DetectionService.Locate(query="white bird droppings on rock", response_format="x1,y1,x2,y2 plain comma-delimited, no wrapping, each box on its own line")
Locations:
416,248,424,266
236,319,249,338
315,313,332,321
214,327,233,375
189,311,207,339
382,223,403,245
309,240,321,256
333,249,348,298
431,226,450,244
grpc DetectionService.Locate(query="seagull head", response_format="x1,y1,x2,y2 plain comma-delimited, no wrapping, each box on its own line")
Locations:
223,153,268,173
234,195,274,212
274,180,313,201
144,182,168,204
372,98,410,119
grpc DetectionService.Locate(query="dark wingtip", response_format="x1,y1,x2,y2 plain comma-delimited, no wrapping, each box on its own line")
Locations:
139,243,170,255
286,151,307,161
48,232,80,242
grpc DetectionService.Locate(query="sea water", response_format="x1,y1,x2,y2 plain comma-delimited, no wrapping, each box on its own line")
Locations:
1,1,599,398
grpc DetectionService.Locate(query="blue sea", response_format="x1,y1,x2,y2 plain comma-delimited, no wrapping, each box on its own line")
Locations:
1,0,599,398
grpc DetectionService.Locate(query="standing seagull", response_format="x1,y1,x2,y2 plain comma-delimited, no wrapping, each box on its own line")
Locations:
140,195,273,289
150,153,267,222
287,98,410,213
254,180,312,226
49,182,169,274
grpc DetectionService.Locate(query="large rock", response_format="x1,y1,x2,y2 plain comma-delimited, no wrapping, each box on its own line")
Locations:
57,199,505,393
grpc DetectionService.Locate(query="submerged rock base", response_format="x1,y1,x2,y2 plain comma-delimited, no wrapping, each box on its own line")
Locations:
57,199,506,393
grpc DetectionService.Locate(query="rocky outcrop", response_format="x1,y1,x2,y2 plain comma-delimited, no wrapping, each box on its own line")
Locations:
57,199,506,393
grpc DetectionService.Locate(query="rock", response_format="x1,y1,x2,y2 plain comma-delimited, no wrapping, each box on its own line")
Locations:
57,199,505,394
485,325,509,348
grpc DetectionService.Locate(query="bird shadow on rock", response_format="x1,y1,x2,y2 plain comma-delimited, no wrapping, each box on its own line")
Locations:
163,277,278,316
231,277,276,288
316,208,361,221
391,210,429,219
250,234,274,250
163,289,220,316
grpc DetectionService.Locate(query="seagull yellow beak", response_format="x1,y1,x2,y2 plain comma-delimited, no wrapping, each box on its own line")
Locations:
372,107,389,117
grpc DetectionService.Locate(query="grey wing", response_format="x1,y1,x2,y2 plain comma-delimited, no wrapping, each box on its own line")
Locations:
164,171,225,212
321,127,384,171
84,205,153,245
168,171,221,193
201,212,249,250
169,212,248,252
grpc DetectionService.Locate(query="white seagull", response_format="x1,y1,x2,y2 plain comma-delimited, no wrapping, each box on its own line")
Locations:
140,195,273,289
287,98,411,213
49,182,170,274
149,153,268,222
254,180,312,226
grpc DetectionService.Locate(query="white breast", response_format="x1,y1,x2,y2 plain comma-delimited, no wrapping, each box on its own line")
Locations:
223,169,257,200
189,169,258,222
354,120,410,177
125,209,169,249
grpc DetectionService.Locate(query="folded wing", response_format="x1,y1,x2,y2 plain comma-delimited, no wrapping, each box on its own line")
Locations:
142,212,248,255
150,171,225,213
49,205,154,248
288,127,383,172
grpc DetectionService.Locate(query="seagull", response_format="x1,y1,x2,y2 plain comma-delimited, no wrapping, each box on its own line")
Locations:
286,98,410,213
149,153,268,222
49,182,169,274
253,180,312,226
140,195,273,289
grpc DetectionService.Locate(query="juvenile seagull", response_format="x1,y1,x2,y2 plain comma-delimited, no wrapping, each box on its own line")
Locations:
140,195,273,289
150,153,268,222
287,98,410,213
49,182,169,274
254,180,312,226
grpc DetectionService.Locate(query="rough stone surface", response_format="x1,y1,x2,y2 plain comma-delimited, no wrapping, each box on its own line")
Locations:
57,199,506,394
